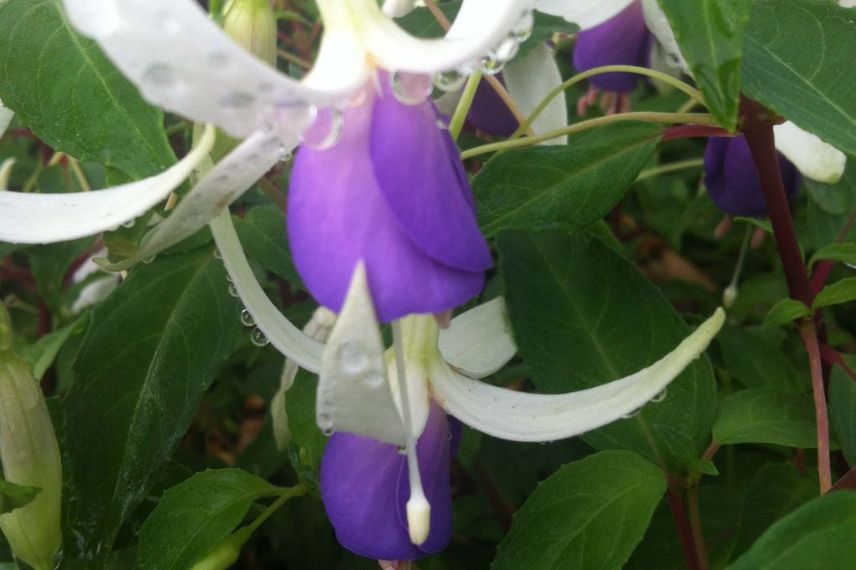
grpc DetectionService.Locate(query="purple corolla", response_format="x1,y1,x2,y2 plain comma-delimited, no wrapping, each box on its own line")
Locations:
704,136,801,217
287,77,492,324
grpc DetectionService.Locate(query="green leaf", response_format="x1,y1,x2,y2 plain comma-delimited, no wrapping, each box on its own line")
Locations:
733,216,772,233
0,479,40,515
718,326,804,393
828,355,856,466
519,12,579,59
809,243,856,268
498,230,716,472
474,123,660,237
813,277,856,309
136,469,279,570
805,163,856,216
285,370,327,486
656,0,751,129
0,0,175,178
741,0,856,155
492,450,666,570
234,207,302,287
396,1,460,38
19,315,88,379
712,388,820,448
63,247,242,559
729,492,856,570
762,299,811,328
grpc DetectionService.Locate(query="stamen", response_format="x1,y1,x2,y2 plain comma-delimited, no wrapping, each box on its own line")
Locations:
391,320,431,546
723,225,752,308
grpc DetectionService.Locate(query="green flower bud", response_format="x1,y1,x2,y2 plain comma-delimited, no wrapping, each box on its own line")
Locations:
222,0,277,67
189,527,252,570
0,307,62,570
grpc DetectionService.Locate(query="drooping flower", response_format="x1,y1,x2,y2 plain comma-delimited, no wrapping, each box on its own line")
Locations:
704,135,801,217
288,75,492,323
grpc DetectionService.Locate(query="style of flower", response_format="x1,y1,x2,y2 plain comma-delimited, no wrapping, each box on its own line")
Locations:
704,135,801,218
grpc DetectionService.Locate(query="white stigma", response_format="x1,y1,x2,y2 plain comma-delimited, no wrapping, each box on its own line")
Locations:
391,319,431,546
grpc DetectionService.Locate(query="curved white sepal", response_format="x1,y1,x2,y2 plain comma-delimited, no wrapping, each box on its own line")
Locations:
0,104,13,137
272,308,337,450
431,308,725,442
382,0,417,17
317,263,407,446
0,159,14,189
61,0,350,137
104,121,303,271
0,125,214,245
209,210,324,371
774,122,846,184
439,297,516,378
536,0,634,29
641,0,689,74
358,0,537,73
502,43,567,145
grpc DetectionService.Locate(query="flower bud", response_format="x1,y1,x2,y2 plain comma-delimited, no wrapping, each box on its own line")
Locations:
189,527,251,570
0,308,62,570
222,0,277,67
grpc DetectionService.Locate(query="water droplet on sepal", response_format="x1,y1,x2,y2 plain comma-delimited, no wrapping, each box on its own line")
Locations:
390,71,434,105
240,309,255,327
302,106,343,150
249,327,269,346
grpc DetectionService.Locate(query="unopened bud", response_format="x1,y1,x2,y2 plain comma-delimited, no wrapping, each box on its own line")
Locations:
0,308,62,570
223,0,277,67
189,527,251,570
723,285,738,309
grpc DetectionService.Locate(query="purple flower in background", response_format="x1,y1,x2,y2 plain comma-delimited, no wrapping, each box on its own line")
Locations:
466,79,519,137
573,0,652,114
287,76,493,323
321,403,459,561
704,136,802,217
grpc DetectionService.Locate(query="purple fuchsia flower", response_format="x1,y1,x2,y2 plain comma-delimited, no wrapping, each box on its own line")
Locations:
287,74,492,323
704,135,801,218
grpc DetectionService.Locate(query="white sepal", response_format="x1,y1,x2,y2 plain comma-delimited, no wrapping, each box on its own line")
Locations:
641,0,689,74
431,308,725,442
774,122,846,184
0,103,12,137
382,0,417,17
0,159,14,189
536,0,634,29
102,121,303,271
209,210,324,372
0,125,215,245
357,0,537,73
502,43,567,145
316,263,407,446
439,297,516,378
61,0,349,137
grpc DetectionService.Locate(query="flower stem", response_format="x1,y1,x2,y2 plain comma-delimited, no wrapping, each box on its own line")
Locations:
449,70,483,141
666,485,700,570
461,112,719,159
512,65,706,141
686,484,709,570
800,319,833,494
636,158,704,182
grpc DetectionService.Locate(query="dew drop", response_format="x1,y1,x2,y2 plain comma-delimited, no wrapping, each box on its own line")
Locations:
337,341,368,374
240,308,256,327
433,69,467,92
227,282,240,297
302,107,344,150
436,117,450,130
494,36,520,63
323,428,334,437
250,327,269,346
121,219,136,229
212,248,223,260
512,10,535,43
480,51,506,76
142,256,156,264
622,408,641,419
141,63,177,88
396,445,407,455
390,71,434,105
278,146,293,162
652,389,668,403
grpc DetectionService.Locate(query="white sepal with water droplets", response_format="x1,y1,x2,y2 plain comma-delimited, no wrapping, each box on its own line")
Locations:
773,122,846,184
502,43,568,144
536,0,634,29
0,125,215,245
0,100,12,137
431,308,725,442
640,0,689,74
209,210,325,372
316,263,407,446
439,297,517,378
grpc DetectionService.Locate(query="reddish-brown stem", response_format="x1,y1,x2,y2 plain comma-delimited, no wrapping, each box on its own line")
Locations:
666,485,700,570
740,98,814,306
832,466,856,491
821,345,856,384
810,211,856,294
662,125,734,141
800,320,833,494
686,484,709,570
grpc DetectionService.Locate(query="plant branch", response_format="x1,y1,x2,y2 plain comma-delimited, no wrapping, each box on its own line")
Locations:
800,320,833,494
666,485,701,570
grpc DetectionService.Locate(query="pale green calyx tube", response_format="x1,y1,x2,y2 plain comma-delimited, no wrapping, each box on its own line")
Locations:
0,305,62,570
222,0,278,67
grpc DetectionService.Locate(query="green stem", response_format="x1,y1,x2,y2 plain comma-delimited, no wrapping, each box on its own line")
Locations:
461,112,719,160
636,158,704,182
247,484,307,533
512,65,707,140
449,70,483,141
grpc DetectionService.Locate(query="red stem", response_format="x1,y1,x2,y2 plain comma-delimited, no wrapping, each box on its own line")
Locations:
820,345,856,384
800,321,832,494
666,484,700,570
662,125,734,142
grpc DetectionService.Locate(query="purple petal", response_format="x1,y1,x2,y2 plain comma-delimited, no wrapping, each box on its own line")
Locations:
704,136,801,217
320,403,454,561
573,0,652,93
369,85,493,274
288,91,485,323
466,78,519,137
